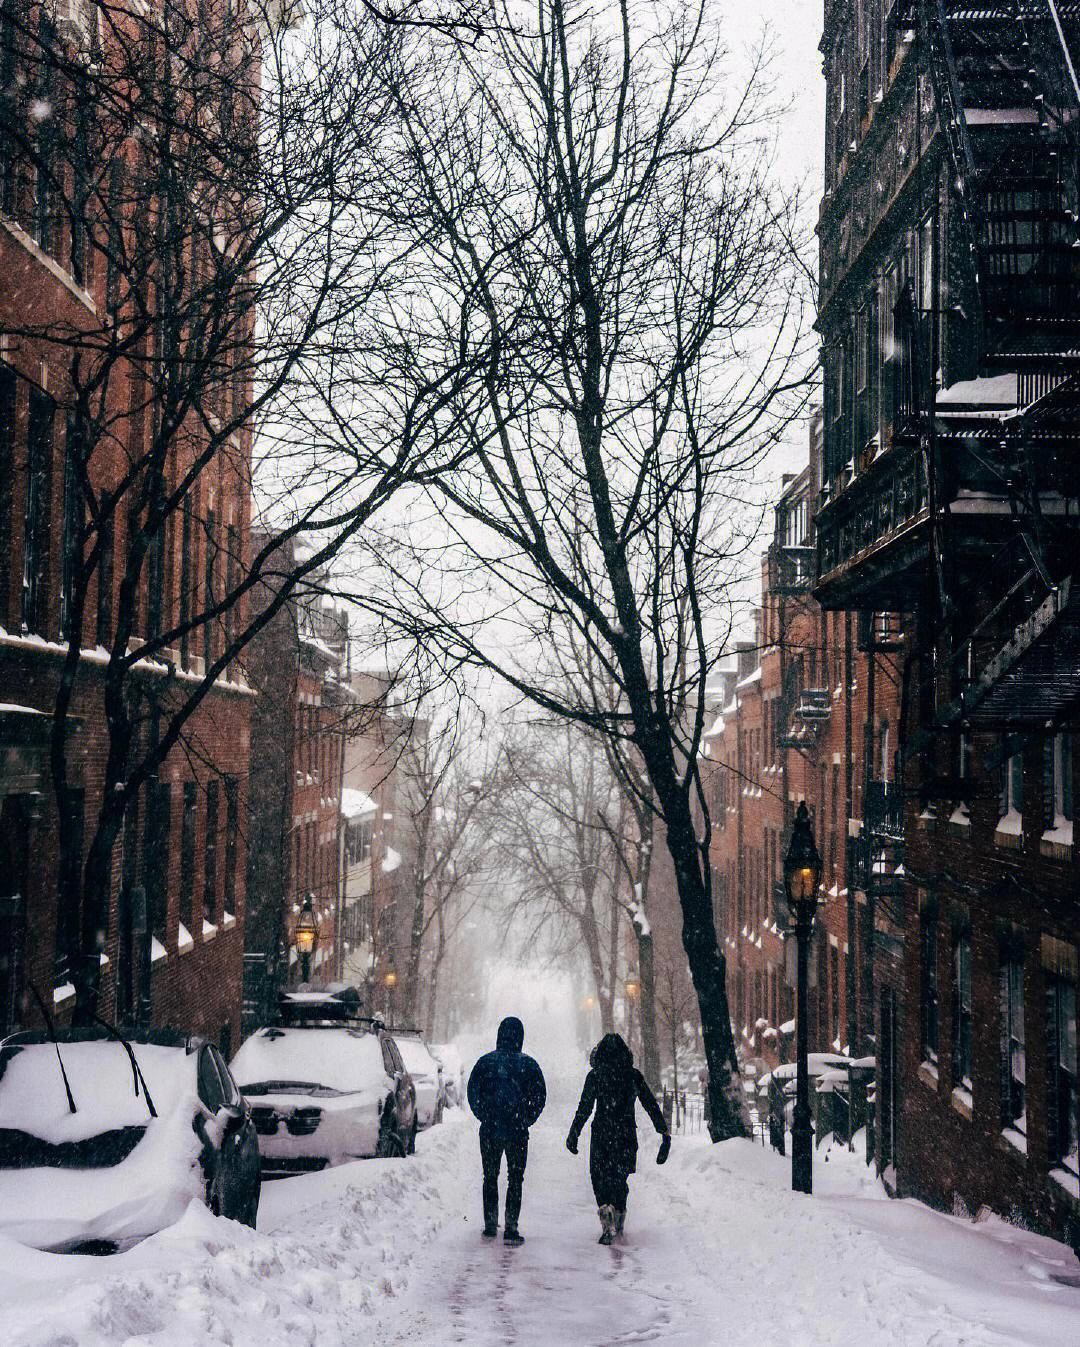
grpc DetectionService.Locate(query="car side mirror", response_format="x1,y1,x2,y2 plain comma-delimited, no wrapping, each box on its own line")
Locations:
216,1102,246,1134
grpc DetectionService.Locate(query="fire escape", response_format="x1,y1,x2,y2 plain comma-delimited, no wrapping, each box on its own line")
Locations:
817,1,1080,734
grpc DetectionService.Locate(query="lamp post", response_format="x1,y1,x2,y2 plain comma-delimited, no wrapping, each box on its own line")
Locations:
294,893,319,985
783,801,822,1195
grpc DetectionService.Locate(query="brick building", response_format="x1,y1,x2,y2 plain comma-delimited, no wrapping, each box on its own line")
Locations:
0,0,255,1050
815,2,1080,1244
242,539,350,1026
340,670,428,1026
703,414,903,1120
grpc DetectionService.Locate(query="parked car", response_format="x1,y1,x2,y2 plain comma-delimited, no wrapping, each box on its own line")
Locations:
0,1027,260,1254
231,993,417,1175
431,1042,465,1108
391,1033,444,1129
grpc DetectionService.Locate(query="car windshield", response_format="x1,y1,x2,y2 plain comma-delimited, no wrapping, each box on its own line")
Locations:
395,1038,437,1077
0,1042,189,1146
231,1028,384,1095
240,1080,345,1098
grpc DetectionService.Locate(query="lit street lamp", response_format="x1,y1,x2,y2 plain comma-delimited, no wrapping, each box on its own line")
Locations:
384,967,398,1025
783,801,822,1196
294,893,319,984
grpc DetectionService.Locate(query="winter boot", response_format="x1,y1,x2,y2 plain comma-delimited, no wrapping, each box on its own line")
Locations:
482,1223,498,1239
597,1204,616,1245
614,1207,625,1238
503,1227,524,1246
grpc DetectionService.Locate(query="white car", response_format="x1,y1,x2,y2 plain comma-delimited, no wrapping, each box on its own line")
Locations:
0,1029,260,1253
231,1022,417,1175
391,1035,444,1129
431,1042,465,1108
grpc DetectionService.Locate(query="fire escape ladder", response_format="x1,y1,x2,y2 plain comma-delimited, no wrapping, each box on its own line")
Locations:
922,0,981,294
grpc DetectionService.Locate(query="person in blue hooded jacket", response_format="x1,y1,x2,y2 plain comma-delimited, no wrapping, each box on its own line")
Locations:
467,1016,546,1244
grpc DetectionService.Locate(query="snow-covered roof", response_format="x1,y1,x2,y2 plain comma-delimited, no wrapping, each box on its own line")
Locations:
341,788,377,821
381,846,402,874
735,666,762,691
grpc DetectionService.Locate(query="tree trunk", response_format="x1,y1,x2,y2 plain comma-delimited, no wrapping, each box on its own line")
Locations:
662,804,749,1141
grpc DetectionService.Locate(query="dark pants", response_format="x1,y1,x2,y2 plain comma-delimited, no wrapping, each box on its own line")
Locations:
479,1125,528,1231
590,1154,630,1212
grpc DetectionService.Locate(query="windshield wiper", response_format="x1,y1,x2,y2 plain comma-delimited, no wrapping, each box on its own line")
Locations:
28,983,76,1114
88,1013,157,1119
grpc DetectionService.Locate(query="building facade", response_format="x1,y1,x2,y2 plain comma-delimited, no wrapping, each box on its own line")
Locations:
704,422,903,1126
815,1,1080,1245
243,538,349,1027
1,0,255,1049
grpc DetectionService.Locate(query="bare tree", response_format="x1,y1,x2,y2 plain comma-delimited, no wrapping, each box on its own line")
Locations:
358,0,810,1135
497,723,629,1033
395,705,503,1029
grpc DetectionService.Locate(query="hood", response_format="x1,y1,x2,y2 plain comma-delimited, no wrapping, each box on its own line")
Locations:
495,1017,524,1053
590,1033,633,1073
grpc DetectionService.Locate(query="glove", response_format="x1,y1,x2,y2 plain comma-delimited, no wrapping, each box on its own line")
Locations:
656,1133,671,1165
565,1133,578,1155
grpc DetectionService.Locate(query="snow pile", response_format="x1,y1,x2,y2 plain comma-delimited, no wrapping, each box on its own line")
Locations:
0,1119,471,1347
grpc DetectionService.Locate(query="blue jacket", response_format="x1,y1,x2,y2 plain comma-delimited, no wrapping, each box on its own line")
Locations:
467,1017,546,1136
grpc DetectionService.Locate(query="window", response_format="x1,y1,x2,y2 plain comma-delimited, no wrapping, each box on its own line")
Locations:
205,778,219,925
145,777,171,940
953,930,972,1090
60,415,87,641
179,495,193,667
53,791,85,985
920,907,939,1064
1048,976,1079,1175
831,943,841,1044
204,509,218,665
22,388,53,635
180,782,197,933
0,366,14,625
999,744,1024,836
224,775,238,915
96,518,113,645
1001,954,1025,1134
1045,734,1073,837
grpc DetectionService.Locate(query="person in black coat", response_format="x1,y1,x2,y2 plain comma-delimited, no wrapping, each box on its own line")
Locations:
566,1033,670,1244
467,1016,547,1244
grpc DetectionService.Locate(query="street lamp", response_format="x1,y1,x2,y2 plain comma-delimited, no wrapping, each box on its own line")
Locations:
294,893,319,984
384,967,398,1025
783,801,822,1196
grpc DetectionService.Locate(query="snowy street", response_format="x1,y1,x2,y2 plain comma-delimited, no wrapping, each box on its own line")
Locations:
4,1103,1080,1347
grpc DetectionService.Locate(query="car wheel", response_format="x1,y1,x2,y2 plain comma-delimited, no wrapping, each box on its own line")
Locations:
206,1169,224,1218
376,1124,406,1158
240,1177,261,1229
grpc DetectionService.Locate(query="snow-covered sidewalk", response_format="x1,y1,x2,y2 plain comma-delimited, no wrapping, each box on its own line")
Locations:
2,1110,1079,1346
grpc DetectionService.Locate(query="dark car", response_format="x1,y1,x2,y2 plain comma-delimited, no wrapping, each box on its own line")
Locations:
231,990,418,1175
0,1027,261,1254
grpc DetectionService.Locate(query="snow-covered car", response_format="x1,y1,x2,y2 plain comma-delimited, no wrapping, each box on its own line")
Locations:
431,1042,465,1108
231,1020,417,1175
0,1028,260,1254
391,1033,444,1129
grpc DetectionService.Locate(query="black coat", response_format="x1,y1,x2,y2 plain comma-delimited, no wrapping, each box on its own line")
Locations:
568,1063,666,1175
467,1017,547,1137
